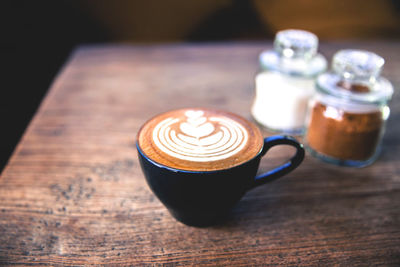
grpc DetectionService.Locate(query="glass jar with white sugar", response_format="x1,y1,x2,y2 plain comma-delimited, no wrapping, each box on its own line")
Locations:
251,29,327,134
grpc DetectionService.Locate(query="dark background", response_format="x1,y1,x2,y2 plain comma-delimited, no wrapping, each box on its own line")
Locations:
1,0,400,171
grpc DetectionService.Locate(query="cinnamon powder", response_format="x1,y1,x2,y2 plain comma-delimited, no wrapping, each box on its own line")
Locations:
306,102,383,161
336,81,371,93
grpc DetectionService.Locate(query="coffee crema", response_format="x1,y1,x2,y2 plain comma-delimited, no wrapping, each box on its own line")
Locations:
137,108,264,171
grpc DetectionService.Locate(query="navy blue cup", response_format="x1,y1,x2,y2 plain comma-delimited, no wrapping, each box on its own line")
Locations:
137,135,304,227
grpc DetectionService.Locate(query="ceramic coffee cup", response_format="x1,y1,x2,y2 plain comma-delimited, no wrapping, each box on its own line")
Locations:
137,108,304,226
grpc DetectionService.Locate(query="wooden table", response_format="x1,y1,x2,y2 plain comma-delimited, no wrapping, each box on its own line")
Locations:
1,42,399,266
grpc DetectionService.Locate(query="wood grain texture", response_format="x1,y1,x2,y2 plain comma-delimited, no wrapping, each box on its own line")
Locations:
0,42,399,266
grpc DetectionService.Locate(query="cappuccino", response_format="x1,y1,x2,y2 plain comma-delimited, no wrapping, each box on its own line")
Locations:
137,108,305,226
137,108,263,171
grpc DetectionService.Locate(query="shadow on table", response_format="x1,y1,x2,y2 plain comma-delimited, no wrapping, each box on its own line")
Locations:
211,156,380,231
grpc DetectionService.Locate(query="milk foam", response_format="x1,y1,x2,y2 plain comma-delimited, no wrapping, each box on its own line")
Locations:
152,110,248,162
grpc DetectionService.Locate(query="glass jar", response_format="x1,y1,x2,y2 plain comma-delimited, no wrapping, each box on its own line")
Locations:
251,29,327,134
305,49,394,167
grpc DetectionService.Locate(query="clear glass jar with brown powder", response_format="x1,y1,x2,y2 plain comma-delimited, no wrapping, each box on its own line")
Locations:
305,49,394,167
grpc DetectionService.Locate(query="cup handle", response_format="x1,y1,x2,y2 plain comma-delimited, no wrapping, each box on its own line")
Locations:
251,135,305,189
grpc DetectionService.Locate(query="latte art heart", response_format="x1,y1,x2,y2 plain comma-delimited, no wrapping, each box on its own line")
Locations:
137,108,263,171
152,110,248,162
180,121,214,139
